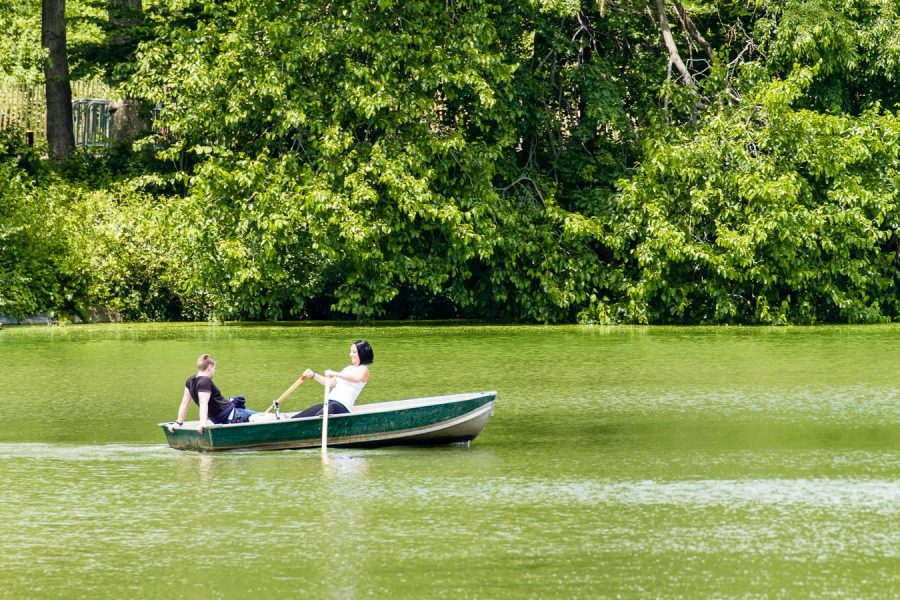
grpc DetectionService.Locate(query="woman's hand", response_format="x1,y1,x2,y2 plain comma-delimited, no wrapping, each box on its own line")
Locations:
324,369,337,377
303,368,315,379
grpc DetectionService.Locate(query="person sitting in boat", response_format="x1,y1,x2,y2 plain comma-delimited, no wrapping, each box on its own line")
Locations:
168,354,255,433
293,340,374,418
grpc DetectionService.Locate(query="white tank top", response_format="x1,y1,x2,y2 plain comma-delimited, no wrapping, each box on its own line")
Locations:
329,367,366,409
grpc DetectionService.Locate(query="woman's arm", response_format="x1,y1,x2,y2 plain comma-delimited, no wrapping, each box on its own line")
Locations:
304,368,336,389
325,365,369,383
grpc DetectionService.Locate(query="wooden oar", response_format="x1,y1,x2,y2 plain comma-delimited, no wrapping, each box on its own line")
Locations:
321,379,330,454
265,374,308,413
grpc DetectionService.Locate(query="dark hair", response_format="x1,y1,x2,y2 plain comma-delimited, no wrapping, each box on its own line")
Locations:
354,340,374,365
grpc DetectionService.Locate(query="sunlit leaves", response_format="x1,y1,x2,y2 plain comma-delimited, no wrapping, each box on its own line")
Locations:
612,74,900,324
5,0,900,324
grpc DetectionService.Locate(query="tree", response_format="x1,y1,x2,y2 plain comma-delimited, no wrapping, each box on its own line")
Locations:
41,0,75,158
106,0,146,146
7,0,900,324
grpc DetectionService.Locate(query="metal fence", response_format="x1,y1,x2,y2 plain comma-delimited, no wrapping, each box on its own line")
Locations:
73,99,111,147
0,80,111,148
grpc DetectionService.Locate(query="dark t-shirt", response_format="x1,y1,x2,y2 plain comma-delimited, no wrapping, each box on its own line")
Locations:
185,375,231,419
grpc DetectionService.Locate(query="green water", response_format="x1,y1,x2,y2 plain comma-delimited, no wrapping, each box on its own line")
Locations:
1,323,897,598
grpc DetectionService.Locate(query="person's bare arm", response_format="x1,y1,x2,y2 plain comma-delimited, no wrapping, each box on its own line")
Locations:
168,388,192,433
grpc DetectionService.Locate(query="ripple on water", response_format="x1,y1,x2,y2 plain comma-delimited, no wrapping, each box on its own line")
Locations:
0,442,174,461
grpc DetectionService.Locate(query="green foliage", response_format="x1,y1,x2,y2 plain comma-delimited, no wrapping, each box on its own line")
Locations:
3,0,900,324
0,0,142,84
0,148,177,320
759,0,900,112
121,0,632,321
609,69,900,324
0,0,45,84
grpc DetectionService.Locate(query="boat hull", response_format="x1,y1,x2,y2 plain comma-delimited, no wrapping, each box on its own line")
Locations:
160,391,496,452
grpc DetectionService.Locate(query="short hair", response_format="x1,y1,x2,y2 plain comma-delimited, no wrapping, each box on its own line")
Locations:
354,340,374,365
197,354,216,371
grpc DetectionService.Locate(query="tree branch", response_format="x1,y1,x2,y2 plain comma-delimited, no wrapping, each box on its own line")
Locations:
673,1,713,62
653,0,694,87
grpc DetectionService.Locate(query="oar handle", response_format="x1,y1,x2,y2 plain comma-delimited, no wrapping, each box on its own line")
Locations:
265,374,308,413
321,379,330,453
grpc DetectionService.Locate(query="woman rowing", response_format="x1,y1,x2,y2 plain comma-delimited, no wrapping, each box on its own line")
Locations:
293,340,374,418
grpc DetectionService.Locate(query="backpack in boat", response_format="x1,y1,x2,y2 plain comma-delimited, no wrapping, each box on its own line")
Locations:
210,396,249,425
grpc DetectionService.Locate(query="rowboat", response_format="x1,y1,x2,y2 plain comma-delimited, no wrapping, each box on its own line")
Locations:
160,391,496,451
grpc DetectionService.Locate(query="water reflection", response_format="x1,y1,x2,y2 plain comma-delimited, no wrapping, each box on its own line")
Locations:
197,453,214,482
321,452,370,479
315,452,374,598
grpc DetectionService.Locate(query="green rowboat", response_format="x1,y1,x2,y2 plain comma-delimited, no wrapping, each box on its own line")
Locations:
160,391,496,451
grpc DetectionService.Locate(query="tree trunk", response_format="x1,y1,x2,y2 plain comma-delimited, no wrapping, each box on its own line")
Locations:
107,0,143,46
42,0,75,158
108,98,146,147
107,0,146,148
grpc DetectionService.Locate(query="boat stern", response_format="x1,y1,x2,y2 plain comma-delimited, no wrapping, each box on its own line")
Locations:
160,423,214,451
